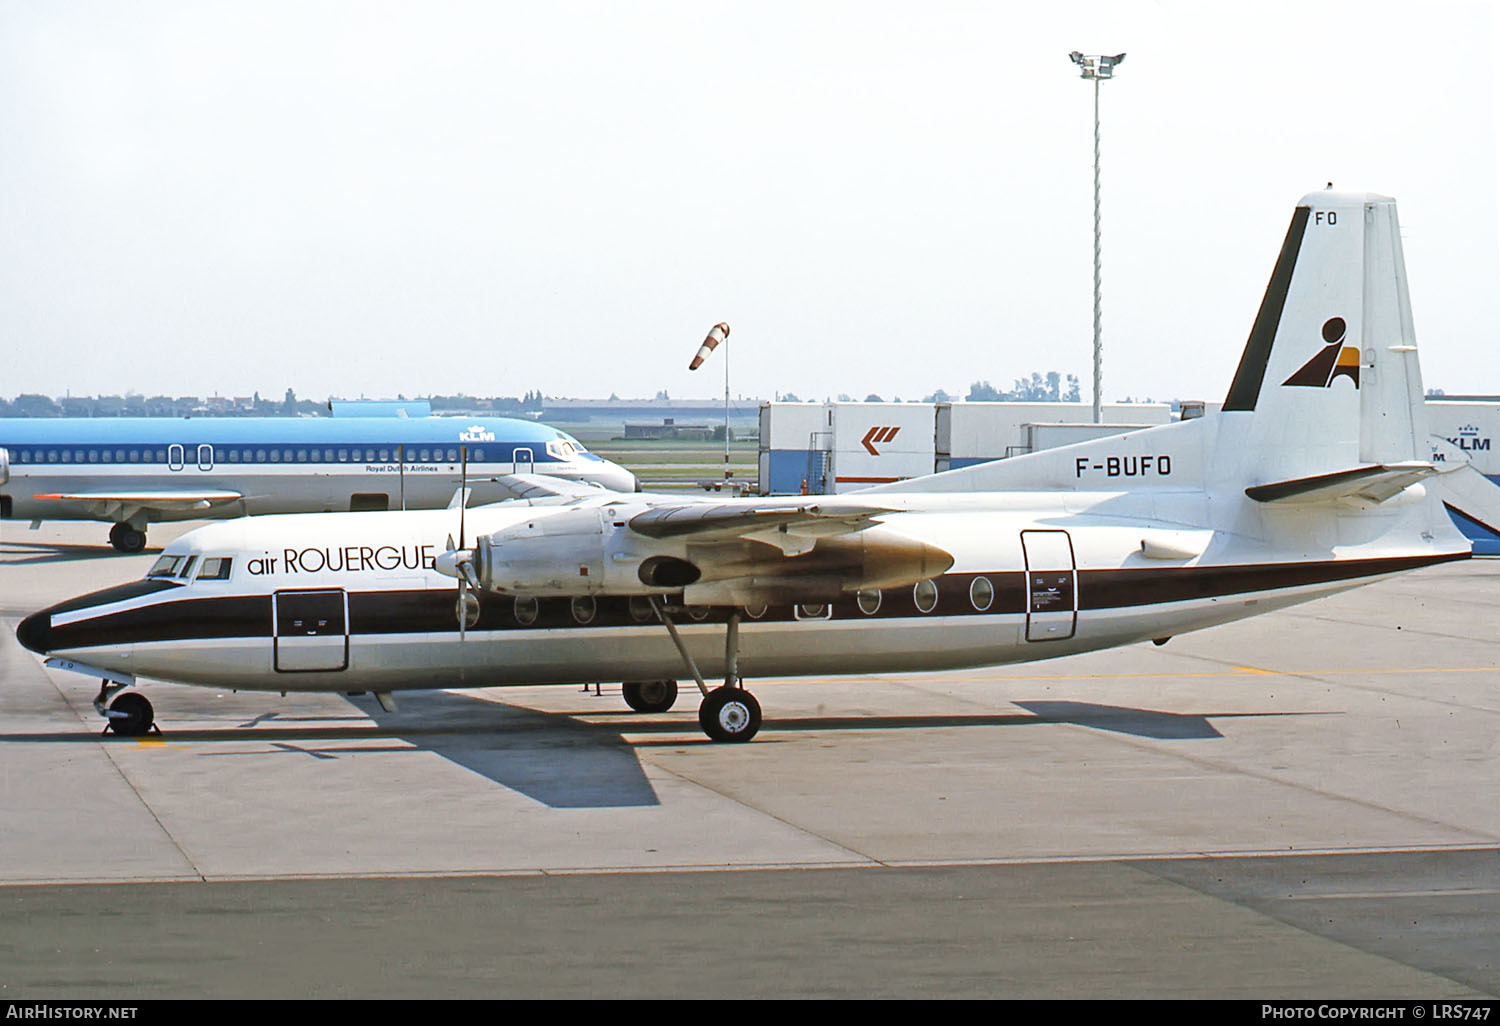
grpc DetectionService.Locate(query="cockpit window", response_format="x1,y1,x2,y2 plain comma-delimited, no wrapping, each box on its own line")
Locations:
146,555,183,578
176,556,198,579
197,557,233,580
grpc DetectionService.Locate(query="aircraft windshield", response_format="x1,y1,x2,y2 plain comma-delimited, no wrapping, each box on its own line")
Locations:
196,557,233,580
146,555,184,578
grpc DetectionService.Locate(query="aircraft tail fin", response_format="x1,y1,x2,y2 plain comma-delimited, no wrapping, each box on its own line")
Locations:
868,191,1449,515
1215,191,1429,487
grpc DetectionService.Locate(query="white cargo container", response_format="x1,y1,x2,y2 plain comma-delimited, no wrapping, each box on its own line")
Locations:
1425,399,1500,476
1024,422,1164,453
827,403,936,493
1423,398,1500,555
758,402,833,495
936,402,1170,471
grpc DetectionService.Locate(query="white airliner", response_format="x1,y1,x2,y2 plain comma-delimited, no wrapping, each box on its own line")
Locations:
16,191,1473,743
0,411,637,551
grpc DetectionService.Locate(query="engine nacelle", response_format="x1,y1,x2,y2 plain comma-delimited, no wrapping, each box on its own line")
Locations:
476,506,610,595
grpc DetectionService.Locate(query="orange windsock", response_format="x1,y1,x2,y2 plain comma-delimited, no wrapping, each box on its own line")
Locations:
688,322,730,370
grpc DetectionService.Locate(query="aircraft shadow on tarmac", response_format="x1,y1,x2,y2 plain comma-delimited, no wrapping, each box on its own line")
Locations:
567,699,1325,744
254,690,666,810
0,689,1326,809
0,539,149,566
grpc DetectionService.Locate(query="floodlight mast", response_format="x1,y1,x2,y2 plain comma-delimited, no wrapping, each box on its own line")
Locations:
1068,51,1125,424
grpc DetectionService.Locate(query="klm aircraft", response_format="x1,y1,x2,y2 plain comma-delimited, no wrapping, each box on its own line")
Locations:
0,407,636,551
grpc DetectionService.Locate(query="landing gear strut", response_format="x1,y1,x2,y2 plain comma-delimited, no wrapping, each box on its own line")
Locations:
650,598,761,743
93,680,156,737
108,522,147,554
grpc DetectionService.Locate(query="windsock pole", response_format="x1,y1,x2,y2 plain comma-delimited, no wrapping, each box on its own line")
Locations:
689,322,732,486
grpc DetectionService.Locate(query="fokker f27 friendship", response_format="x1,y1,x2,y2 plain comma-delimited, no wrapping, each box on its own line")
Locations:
17,191,1474,742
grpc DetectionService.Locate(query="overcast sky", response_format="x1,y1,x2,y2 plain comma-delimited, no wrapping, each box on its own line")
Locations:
2,1,1497,406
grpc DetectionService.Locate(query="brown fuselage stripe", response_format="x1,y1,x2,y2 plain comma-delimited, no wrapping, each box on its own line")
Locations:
18,551,1467,652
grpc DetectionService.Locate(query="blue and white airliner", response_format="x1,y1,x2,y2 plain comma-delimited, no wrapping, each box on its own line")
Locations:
0,411,637,551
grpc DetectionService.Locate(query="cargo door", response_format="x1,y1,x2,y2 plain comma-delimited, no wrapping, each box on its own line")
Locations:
274,589,349,672
1021,529,1077,642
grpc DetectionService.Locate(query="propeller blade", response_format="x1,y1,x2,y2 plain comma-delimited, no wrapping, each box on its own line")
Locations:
459,445,468,550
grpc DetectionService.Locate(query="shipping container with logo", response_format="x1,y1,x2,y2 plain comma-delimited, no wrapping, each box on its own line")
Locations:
827,403,937,493
1425,398,1500,554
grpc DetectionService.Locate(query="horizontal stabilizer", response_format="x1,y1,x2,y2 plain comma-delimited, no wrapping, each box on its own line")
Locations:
1245,462,1434,504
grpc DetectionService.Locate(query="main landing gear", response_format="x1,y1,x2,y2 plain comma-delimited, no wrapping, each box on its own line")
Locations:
108,522,148,554
94,681,156,737
622,679,679,713
649,598,762,743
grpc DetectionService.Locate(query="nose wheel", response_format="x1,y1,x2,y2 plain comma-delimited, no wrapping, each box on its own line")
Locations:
93,681,157,737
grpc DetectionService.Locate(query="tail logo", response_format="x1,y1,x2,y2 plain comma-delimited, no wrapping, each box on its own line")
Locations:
1283,317,1360,389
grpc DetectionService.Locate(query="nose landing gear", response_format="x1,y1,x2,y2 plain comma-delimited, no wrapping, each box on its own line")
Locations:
93,681,157,737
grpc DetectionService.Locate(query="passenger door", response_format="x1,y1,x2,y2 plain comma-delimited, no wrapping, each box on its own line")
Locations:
1021,529,1077,642
273,589,349,672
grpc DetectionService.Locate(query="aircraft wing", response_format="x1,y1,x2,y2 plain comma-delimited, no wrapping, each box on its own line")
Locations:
628,500,899,553
625,499,948,603
1244,462,1435,504
489,474,616,501
32,490,244,514
474,495,948,604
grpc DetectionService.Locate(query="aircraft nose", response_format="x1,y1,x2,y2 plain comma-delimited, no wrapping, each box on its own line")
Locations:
15,611,51,655
605,463,639,493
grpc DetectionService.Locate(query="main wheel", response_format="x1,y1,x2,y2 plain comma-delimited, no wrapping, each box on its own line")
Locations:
698,686,761,743
622,680,679,713
110,525,147,554
107,692,154,737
